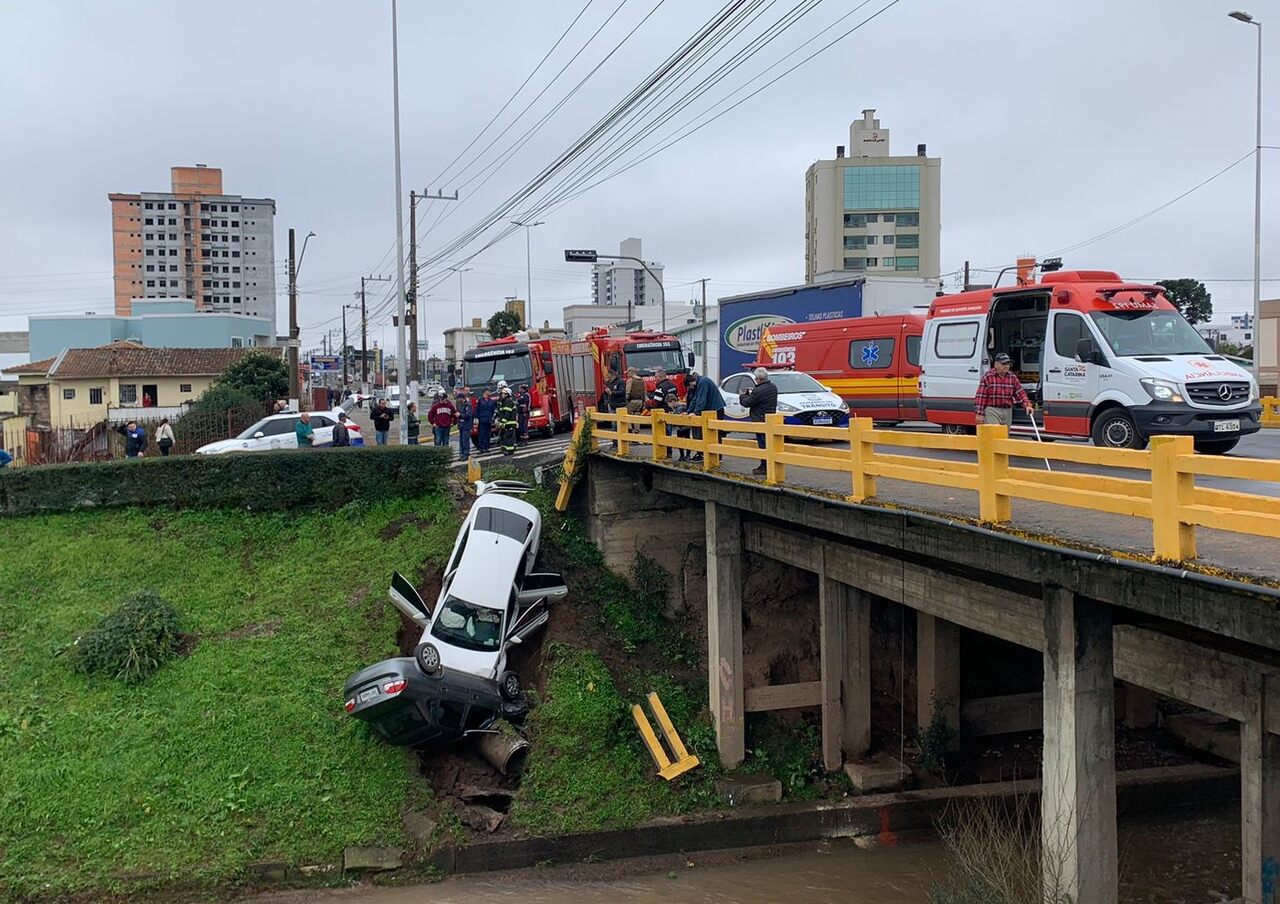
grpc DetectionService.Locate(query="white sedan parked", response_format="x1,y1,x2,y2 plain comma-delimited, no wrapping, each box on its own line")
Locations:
719,370,850,428
195,408,364,454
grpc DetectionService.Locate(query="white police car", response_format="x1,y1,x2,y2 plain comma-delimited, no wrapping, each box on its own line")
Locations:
195,408,364,454
720,369,850,427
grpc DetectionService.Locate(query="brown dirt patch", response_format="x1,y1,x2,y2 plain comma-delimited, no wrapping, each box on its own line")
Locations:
380,514,429,541
226,618,283,640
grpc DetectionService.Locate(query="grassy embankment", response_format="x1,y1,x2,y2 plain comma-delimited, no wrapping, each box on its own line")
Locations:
0,494,459,899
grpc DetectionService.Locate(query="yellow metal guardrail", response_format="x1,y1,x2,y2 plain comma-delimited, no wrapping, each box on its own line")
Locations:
631,691,700,781
1262,396,1280,428
583,407,1280,563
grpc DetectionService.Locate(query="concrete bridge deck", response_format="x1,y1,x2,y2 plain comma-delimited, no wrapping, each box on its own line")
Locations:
612,427,1280,583
577,453,1280,904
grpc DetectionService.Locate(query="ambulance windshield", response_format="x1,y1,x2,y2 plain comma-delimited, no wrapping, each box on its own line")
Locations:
1089,311,1210,357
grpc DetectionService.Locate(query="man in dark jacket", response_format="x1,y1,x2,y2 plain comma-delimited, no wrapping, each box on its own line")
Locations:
516,384,532,444
370,399,395,445
604,368,626,412
455,387,474,459
739,367,778,474
475,389,496,453
332,412,352,446
117,420,148,458
651,368,679,459
685,372,725,464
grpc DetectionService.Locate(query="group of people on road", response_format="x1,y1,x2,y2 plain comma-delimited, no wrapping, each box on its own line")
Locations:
357,381,532,459
115,418,176,458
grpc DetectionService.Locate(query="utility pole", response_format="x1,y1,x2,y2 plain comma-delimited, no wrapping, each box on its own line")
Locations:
510,219,544,328
359,275,391,388
343,304,359,387
698,278,710,377
413,187,460,382
288,229,297,405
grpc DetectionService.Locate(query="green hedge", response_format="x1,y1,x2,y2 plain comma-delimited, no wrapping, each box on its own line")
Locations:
0,446,453,516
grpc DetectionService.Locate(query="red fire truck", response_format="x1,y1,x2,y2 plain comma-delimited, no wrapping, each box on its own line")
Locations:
558,327,692,415
462,333,573,436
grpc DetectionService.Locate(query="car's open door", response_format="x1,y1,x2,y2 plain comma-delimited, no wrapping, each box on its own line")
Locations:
507,598,550,645
516,572,568,605
389,571,433,628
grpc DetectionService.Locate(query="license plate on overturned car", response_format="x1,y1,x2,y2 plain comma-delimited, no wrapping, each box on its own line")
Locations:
812,415,833,425
1213,420,1240,433
359,686,380,703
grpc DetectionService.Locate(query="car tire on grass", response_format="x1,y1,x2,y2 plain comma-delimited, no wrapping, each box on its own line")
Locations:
498,669,522,702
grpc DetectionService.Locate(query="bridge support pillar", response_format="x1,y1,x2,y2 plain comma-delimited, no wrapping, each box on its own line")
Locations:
917,614,961,751
706,501,744,767
819,551,870,770
1241,678,1280,904
1041,586,1117,904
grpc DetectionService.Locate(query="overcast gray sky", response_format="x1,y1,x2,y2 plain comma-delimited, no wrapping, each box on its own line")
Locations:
0,0,1273,361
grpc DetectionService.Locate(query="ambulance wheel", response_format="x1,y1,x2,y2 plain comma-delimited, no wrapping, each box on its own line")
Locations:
1194,437,1239,455
1091,409,1143,449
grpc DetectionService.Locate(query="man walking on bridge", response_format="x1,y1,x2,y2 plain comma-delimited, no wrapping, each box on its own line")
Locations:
975,352,1034,427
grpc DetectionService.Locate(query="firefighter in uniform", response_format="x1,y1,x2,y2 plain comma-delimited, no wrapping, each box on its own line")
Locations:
497,386,520,456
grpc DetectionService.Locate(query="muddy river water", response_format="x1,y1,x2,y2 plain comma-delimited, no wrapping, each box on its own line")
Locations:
253,803,1240,904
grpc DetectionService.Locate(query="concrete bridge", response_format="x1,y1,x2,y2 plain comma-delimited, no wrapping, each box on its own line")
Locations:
574,452,1280,904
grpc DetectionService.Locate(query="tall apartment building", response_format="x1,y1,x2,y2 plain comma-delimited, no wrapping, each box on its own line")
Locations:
591,238,664,309
804,110,941,284
109,165,277,334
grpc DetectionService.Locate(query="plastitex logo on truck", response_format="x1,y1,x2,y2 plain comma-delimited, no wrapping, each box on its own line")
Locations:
726,315,795,353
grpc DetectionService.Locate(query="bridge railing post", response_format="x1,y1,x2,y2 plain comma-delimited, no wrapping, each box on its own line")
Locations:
765,413,786,485
584,407,600,452
615,409,630,457
651,410,666,462
848,417,876,501
1150,435,1197,561
703,412,720,471
977,424,1011,523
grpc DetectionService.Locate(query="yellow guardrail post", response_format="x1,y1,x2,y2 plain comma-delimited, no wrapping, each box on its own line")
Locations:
615,411,630,457
1262,396,1280,427
651,410,665,462
703,412,720,471
1150,435,1197,561
765,413,786,485
848,417,876,501
631,691,700,781
977,424,1011,523
584,407,601,452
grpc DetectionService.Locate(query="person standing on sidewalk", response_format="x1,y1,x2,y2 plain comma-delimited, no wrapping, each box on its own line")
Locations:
455,387,474,460
974,352,1034,427
156,418,175,457
650,367,679,459
428,392,456,447
685,372,725,464
116,420,148,458
294,411,314,449
475,389,496,454
516,384,532,444
738,367,777,475
370,399,395,445
332,411,352,446
406,402,422,446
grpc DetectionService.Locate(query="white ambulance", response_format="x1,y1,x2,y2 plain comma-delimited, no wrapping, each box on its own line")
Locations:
918,270,1261,453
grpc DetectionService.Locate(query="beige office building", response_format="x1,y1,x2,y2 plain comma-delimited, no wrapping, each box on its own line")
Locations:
805,110,941,284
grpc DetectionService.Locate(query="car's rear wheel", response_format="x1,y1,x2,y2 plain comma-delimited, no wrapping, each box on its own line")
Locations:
498,670,523,702
942,423,974,436
414,642,442,676
1193,437,1239,454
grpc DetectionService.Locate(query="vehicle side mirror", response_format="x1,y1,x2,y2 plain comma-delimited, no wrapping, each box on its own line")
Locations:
506,635,523,647
253,431,265,439
1075,338,1099,365
687,351,695,369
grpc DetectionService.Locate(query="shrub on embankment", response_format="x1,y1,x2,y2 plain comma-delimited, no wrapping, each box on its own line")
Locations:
0,492,461,899
0,446,452,516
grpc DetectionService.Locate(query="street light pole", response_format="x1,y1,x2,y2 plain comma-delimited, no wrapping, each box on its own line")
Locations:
390,0,409,445
447,266,473,370
1230,10,1263,362
564,251,664,331
510,220,544,329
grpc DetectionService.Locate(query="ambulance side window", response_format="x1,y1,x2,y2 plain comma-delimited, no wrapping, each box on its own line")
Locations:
934,321,980,359
905,335,921,366
849,338,895,369
1053,313,1088,359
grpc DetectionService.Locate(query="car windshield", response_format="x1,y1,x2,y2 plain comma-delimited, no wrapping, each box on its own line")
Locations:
464,353,532,387
768,372,827,394
430,595,504,652
236,417,274,439
1089,311,1210,357
625,347,685,376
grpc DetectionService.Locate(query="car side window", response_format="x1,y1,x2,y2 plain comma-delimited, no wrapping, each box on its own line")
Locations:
310,415,332,428
448,527,469,572
849,337,895,370
262,418,294,436
906,335,921,366
723,375,745,394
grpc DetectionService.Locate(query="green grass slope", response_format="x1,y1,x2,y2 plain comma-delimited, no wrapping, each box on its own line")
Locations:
0,495,459,898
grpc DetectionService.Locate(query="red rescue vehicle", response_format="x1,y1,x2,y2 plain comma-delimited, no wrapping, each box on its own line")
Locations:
756,315,925,423
560,327,692,414
462,333,572,436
